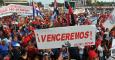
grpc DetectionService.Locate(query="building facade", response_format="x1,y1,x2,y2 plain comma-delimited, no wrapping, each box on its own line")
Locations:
66,0,87,9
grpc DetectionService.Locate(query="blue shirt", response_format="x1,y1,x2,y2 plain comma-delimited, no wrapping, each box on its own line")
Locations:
1,45,9,57
0,45,2,54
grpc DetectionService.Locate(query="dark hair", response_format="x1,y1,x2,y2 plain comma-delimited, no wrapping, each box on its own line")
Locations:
65,1,69,9
62,45,66,48
20,47,27,56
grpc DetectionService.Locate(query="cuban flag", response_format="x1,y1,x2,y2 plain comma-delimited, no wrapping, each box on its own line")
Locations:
35,8,44,19
51,8,59,21
32,1,44,19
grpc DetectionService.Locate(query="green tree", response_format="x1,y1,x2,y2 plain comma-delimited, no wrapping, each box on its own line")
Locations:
86,0,114,6
86,0,93,6
49,2,64,7
95,1,113,6
0,0,4,6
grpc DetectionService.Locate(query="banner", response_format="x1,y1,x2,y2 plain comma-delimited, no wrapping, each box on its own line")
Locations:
0,4,32,15
0,13,13,17
0,6,9,15
34,25,96,49
8,4,32,14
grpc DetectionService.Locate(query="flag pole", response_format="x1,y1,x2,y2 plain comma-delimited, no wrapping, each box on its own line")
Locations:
54,0,57,21
32,0,35,20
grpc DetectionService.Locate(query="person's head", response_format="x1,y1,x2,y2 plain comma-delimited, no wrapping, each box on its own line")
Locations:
35,17,40,21
90,45,95,50
101,41,105,46
106,28,109,32
65,1,69,9
62,45,67,51
1,40,6,46
111,30,115,37
14,36,18,41
20,48,27,56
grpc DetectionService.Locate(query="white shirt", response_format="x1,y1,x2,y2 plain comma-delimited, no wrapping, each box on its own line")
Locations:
98,45,104,57
79,46,84,55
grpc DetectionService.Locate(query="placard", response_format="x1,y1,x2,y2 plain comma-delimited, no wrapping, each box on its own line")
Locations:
35,25,96,49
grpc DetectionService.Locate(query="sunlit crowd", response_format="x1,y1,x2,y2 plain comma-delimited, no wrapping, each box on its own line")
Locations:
0,6,114,60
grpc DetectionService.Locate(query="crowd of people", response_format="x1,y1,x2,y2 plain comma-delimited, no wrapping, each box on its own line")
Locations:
0,4,115,60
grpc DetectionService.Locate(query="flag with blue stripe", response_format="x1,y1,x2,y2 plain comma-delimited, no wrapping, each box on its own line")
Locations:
32,2,44,19
51,8,59,21
35,8,44,19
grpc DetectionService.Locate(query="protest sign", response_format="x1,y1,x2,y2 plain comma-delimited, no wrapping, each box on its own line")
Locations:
7,4,32,14
0,6,9,15
0,4,32,15
0,13,13,17
34,25,96,49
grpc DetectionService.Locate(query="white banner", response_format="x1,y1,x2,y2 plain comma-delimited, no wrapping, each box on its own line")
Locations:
0,4,32,15
0,6,9,15
34,25,96,49
7,4,32,14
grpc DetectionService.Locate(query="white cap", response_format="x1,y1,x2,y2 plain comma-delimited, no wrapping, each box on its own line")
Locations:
79,45,84,49
13,43,20,47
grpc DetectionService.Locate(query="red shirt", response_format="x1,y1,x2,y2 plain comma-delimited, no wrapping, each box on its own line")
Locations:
66,14,70,26
111,31,115,37
68,5,73,15
95,38,102,48
28,26,35,31
88,50,98,60
27,45,37,55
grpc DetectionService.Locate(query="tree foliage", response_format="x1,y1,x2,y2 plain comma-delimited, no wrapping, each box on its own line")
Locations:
86,0,93,6
0,0,4,6
94,1,113,6
86,0,114,6
49,2,64,7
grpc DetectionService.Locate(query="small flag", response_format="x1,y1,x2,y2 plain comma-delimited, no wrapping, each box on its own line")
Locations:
51,8,59,21
35,8,44,19
32,2,44,19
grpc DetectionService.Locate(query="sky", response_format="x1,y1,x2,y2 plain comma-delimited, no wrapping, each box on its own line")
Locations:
28,0,115,5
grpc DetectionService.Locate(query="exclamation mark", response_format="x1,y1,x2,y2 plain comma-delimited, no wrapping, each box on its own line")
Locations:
90,31,92,40
37,34,40,42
